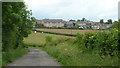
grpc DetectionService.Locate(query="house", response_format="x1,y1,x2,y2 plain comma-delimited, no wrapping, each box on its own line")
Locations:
92,24,113,29
75,21,100,29
36,19,112,29
36,20,44,24
43,19,65,27
76,21,98,26
76,21,87,26
64,21,73,28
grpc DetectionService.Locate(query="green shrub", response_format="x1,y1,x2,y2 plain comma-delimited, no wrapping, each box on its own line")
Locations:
45,36,52,43
76,29,118,56
45,36,58,46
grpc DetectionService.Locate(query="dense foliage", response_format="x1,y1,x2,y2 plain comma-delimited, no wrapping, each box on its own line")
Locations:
2,2,35,51
2,2,35,66
43,28,119,65
76,29,118,56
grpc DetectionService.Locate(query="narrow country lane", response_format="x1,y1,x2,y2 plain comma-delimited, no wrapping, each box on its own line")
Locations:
7,49,60,66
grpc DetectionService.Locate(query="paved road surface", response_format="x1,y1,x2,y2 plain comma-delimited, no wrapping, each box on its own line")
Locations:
7,49,60,66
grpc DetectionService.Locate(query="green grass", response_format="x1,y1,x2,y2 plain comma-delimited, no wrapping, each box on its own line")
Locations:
0,54,1,66
2,48,28,66
0,42,2,66
43,42,118,66
23,33,75,46
24,33,118,66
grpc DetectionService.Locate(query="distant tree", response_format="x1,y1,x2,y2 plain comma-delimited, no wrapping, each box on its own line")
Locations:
107,19,112,24
73,23,76,26
77,19,81,21
81,18,86,21
35,23,44,28
69,19,76,21
86,23,91,25
100,19,104,24
64,23,67,27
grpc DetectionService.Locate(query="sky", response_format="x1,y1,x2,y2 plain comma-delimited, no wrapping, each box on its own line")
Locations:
24,0,120,22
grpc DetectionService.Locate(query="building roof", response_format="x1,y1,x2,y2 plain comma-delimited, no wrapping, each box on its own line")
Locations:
37,19,42,21
76,21,99,24
43,19,65,23
66,22,73,25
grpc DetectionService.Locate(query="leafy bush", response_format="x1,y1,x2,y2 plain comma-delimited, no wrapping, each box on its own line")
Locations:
45,36,57,46
76,29,118,56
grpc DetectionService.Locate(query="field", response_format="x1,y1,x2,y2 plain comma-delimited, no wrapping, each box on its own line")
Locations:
24,32,118,66
36,29,100,34
23,32,75,46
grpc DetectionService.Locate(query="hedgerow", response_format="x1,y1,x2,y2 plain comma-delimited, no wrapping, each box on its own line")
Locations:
76,28,118,56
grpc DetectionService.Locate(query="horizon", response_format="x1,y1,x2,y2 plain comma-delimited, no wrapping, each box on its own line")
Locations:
24,0,119,22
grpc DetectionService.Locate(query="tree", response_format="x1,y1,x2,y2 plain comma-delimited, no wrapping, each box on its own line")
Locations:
81,18,86,21
86,23,91,25
2,2,34,51
107,19,112,24
69,19,76,21
77,19,81,21
112,21,119,29
100,19,104,24
35,23,44,28
73,23,76,26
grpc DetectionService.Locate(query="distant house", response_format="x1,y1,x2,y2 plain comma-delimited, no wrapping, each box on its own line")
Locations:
76,21,98,26
36,19,112,29
64,21,73,28
76,21,87,26
36,20,44,24
43,19,65,27
92,24,113,29
75,21,101,29
78,25,92,29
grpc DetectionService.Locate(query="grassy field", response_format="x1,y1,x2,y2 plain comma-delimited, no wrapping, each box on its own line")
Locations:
24,32,75,46
24,32,118,66
36,29,100,35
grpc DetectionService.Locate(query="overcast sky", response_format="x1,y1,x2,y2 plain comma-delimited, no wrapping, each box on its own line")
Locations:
24,0,120,22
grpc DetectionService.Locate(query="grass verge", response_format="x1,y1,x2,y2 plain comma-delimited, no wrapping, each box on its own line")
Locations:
2,48,28,66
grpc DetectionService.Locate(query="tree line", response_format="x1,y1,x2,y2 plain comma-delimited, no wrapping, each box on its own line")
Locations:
2,2,35,51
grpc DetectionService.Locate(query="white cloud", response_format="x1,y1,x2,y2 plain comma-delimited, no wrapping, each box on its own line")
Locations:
24,0,120,21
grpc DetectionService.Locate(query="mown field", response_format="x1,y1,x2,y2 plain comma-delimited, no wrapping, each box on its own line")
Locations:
36,29,100,34
24,32,118,66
